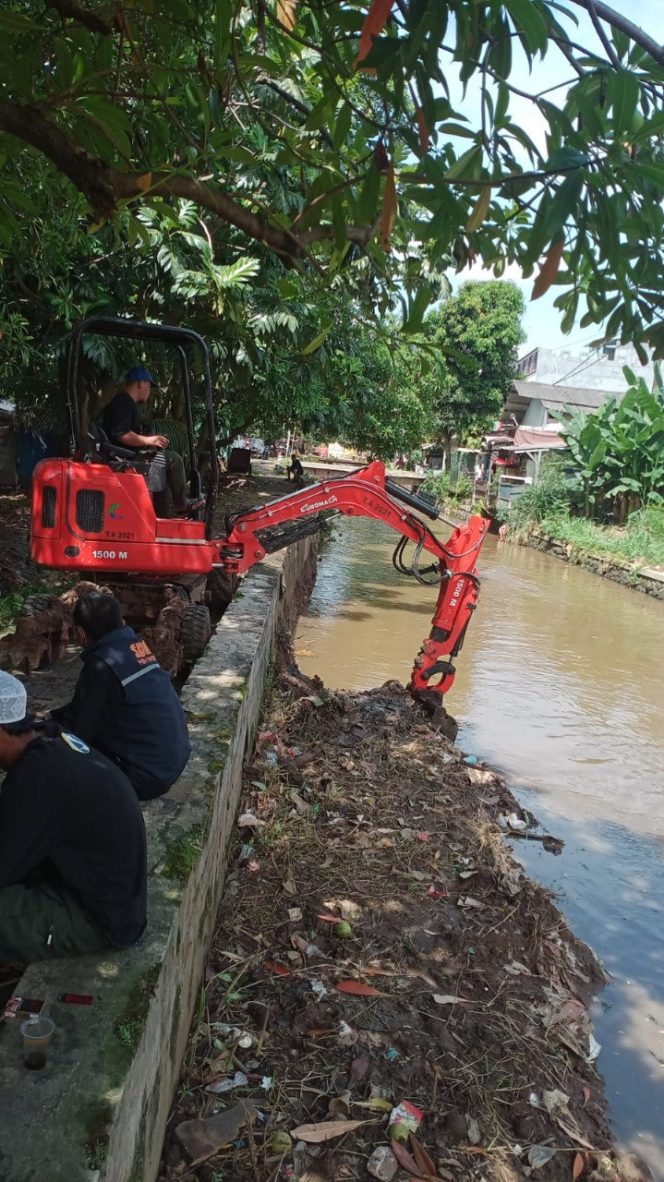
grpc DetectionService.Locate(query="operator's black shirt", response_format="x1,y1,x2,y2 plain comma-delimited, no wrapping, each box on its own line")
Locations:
101,390,140,445
0,730,147,947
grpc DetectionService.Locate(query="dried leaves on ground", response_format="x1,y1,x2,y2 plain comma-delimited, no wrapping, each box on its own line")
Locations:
159,670,641,1182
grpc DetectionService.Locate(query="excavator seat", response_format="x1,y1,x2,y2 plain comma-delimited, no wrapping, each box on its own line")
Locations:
88,423,167,493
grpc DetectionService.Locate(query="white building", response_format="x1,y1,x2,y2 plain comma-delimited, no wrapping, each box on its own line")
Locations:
493,341,653,511
519,341,654,395
504,380,622,430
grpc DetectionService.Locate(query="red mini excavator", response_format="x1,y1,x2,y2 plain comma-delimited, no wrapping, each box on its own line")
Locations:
29,317,489,705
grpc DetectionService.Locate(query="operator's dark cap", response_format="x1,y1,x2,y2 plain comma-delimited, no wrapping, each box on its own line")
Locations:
126,365,157,385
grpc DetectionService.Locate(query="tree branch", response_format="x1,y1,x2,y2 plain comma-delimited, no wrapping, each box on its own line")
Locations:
255,76,335,148
299,224,375,247
584,0,621,69
0,100,302,257
0,99,379,263
0,99,118,217
562,0,664,66
44,0,118,35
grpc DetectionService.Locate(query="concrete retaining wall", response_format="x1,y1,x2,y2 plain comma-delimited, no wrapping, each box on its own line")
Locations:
517,529,664,600
0,537,316,1182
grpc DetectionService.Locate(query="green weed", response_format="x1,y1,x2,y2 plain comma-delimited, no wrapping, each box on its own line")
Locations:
538,506,664,568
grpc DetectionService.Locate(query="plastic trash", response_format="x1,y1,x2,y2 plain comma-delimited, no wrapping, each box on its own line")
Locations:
388,1100,424,1141
206,1070,248,1094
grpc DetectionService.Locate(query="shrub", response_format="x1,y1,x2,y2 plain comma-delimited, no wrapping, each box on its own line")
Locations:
421,469,473,505
506,456,577,529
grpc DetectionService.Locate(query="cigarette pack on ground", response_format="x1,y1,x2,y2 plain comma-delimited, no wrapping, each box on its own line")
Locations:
3,996,47,1022
388,1100,424,1141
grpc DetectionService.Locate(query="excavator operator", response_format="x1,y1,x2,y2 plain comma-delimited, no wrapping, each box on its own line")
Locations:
100,365,200,515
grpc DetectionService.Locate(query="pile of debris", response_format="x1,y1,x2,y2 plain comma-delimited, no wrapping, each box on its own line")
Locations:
161,673,649,1182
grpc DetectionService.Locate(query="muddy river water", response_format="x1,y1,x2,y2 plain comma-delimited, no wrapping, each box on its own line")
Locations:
295,516,664,1175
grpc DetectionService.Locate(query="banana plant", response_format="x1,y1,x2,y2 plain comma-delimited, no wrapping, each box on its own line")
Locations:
562,366,664,522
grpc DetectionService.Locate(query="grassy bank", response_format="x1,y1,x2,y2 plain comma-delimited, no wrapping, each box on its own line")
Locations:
501,463,664,571
525,510,664,570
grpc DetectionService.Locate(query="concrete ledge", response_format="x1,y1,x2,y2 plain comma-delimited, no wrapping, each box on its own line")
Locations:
0,537,316,1182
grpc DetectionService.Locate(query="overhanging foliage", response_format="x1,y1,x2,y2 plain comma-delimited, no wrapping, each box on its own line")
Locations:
0,1,663,351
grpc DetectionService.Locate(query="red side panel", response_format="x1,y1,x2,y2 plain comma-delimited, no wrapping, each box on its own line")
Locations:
31,459,216,578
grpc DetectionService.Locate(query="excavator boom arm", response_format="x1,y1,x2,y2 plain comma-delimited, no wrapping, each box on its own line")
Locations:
218,461,489,705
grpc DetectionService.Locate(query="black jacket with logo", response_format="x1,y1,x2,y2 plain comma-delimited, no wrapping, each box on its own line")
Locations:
52,626,191,798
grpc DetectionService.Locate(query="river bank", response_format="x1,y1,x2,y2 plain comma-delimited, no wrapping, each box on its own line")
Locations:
157,662,650,1182
502,527,664,601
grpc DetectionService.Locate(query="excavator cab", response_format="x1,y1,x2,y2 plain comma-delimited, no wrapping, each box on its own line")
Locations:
31,316,220,581
28,317,224,674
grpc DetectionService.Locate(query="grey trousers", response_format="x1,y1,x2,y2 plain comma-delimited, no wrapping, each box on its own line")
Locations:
165,450,188,509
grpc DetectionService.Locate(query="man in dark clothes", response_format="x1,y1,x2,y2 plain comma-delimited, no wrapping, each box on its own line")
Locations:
51,592,191,800
0,671,147,964
287,451,304,487
100,365,194,513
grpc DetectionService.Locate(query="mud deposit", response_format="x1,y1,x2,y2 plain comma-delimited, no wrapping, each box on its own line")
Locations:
158,671,645,1182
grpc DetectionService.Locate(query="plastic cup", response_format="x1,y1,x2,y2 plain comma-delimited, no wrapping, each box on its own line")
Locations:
20,1017,55,1070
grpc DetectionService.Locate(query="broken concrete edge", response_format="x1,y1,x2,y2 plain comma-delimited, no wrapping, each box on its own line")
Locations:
0,536,317,1182
512,529,664,600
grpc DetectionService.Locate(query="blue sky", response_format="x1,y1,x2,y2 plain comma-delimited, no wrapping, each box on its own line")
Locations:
447,0,661,352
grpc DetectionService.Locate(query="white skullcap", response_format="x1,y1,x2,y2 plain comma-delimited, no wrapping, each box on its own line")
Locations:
0,671,27,725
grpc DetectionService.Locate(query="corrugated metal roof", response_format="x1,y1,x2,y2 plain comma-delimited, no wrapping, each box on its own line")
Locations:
512,380,621,410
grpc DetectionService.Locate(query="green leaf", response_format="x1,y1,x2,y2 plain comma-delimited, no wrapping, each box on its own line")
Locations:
356,164,381,225
75,96,133,160
466,186,491,231
301,324,332,355
588,440,607,470
503,0,548,54
488,15,512,77
0,12,42,33
611,69,640,133
539,172,583,240
495,82,509,125
304,94,335,132
217,146,257,165
214,256,261,286
612,26,630,60
632,161,664,190
332,102,352,152
403,283,433,333
545,146,589,171
445,145,483,181
213,0,232,69
438,122,477,140
331,194,346,252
